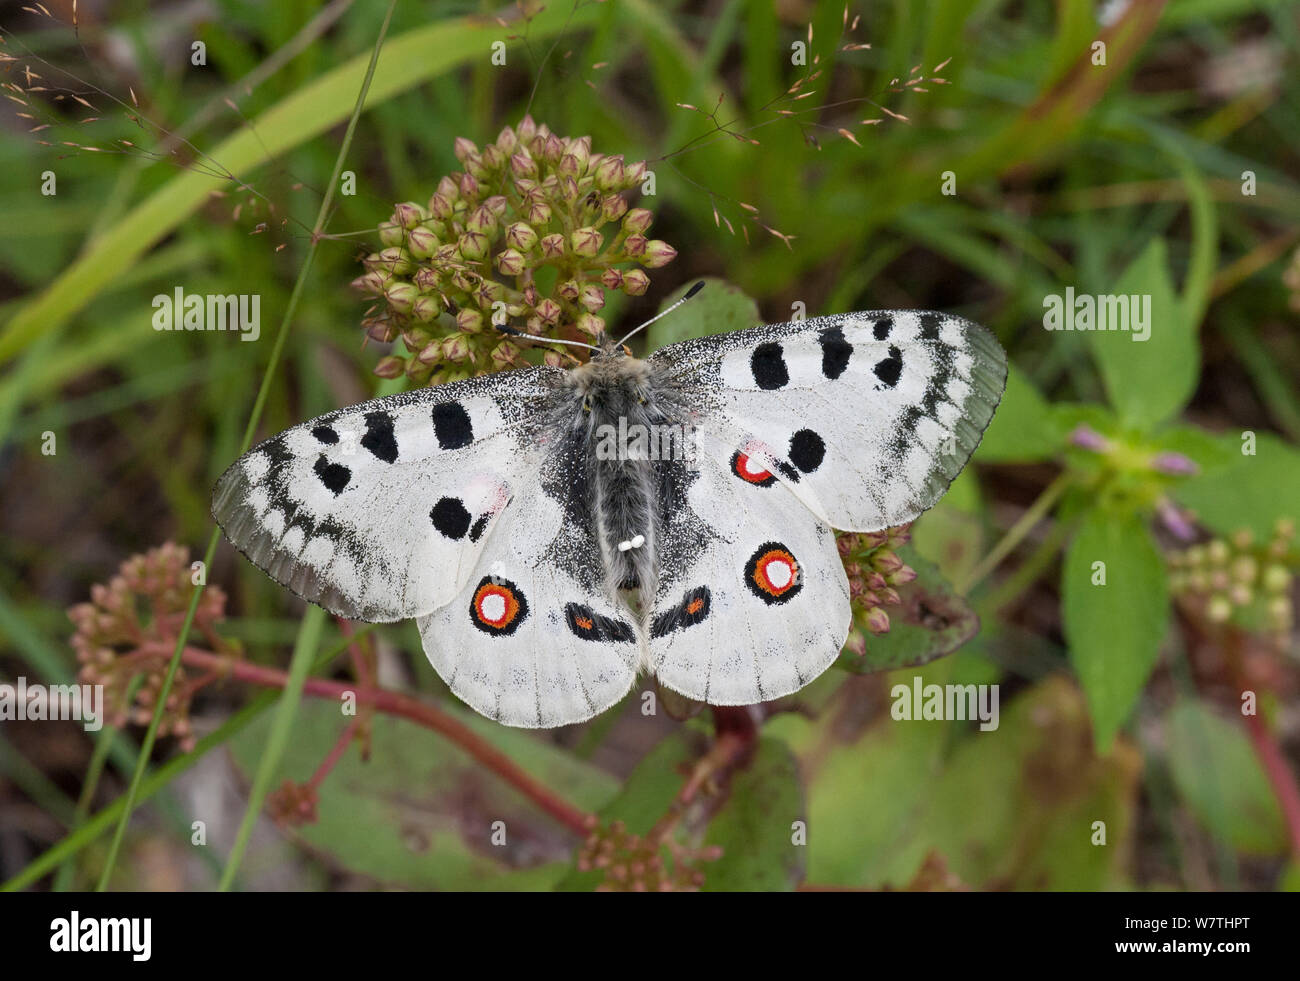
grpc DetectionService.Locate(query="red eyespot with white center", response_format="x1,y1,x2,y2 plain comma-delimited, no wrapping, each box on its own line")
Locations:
744,543,802,605
731,450,776,487
470,576,528,635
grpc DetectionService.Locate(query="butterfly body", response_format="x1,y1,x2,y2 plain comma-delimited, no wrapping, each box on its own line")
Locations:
214,310,1007,727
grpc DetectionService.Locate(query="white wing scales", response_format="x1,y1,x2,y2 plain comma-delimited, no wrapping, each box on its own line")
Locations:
212,369,559,622
655,310,1007,532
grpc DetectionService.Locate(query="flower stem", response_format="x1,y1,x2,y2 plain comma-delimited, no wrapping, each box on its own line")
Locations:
959,472,1071,595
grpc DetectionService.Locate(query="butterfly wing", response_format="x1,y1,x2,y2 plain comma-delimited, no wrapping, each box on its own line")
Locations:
651,311,1007,532
211,368,561,623
417,430,639,727
646,447,851,704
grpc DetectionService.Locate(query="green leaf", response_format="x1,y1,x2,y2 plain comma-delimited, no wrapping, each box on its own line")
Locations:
1165,699,1286,855
701,737,805,891
228,700,618,890
1089,238,1199,430
1172,431,1300,542
976,362,1063,463
836,545,980,674
1061,508,1170,750
647,277,760,348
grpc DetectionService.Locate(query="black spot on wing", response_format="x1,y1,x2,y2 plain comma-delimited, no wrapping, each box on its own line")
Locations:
430,496,472,540
818,326,852,379
789,429,826,473
874,345,903,388
873,317,893,341
432,401,473,449
918,312,942,342
360,410,398,463
565,603,636,643
469,513,491,543
311,425,338,445
313,455,351,495
651,586,712,638
750,341,789,390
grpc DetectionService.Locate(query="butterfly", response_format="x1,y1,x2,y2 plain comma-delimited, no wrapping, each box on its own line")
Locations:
212,291,1007,728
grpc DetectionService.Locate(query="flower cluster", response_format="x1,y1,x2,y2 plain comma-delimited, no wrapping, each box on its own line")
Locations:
1166,519,1295,649
267,779,319,827
67,542,238,751
575,820,721,892
836,524,917,655
354,117,676,385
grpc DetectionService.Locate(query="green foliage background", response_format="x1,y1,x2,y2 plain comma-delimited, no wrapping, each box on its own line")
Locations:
1,0,1298,892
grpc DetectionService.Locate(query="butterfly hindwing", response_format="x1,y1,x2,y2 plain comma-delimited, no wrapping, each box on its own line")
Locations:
211,368,561,622
417,432,639,727
647,439,851,705
654,311,1007,532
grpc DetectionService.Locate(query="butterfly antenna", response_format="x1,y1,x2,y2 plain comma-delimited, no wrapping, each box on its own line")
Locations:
495,322,601,352
614,280,706,350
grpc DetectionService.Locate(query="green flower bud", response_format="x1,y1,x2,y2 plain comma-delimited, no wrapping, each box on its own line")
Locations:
526,198,552,226
1275,516,1296,540
457,230,490,261
406,358,433,383
844,632,867,657
1231,528,1254,550
624,160,647,189
594,154,625,191
496,125,518,155
601,195,629,223
453,137,478,163
623,233,647,256
558,136,591,177
1263,564,1291,593
510,151,539,180
385,281,419,314
1206,595,1232,623
539,233,566,259
364,319,398,343
407,225,439,260
517,114,538,143
401,326,432,350
394,201,426,229
577,312,605,336
484,195,509,218
505,221,538,252
1210,570,1230,591
600,268,624,290
622,269,650,295
459,172,479,199
411,295,439,323
480,144,506,173
1267,596,1293,629
541,133,564,164
491,340,521,368
375,247,414,276
1186,545,1207,566
1230,555,1257,584
496,248,527,276
450,269,479,293
413,266,441,292
456,308,484,333
571,226,603,257
1208,539,1230,564
865,607,891,634
535,298,562,324
643,240,678,268
352,270,390,296
558,279,581,301
1229,583,1252,606
579,284,605,312
378,220,405,247
437,175,460,203
427,192,454,220
373,355,406,379
416,340,442,364
623,208,653,234
443,333,471,363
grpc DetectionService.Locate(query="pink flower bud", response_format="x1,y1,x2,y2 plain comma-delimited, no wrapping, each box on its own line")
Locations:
643,240,677,268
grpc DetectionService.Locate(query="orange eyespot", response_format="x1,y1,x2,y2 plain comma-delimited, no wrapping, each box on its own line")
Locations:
686,597,705,616
574,615,594,631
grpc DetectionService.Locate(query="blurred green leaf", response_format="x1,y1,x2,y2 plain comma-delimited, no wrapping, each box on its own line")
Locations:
836,545,979,674
1062,508,1170,750
1090,238,1198,430
1166,699,1287,855
228,700,618,890
648,276,760,348
1172,431,1300,542
977,363,1063,463
701,737,805,891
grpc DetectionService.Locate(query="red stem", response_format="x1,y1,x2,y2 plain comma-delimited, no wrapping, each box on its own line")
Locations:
158,645,595,836
1239,705,1300,860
